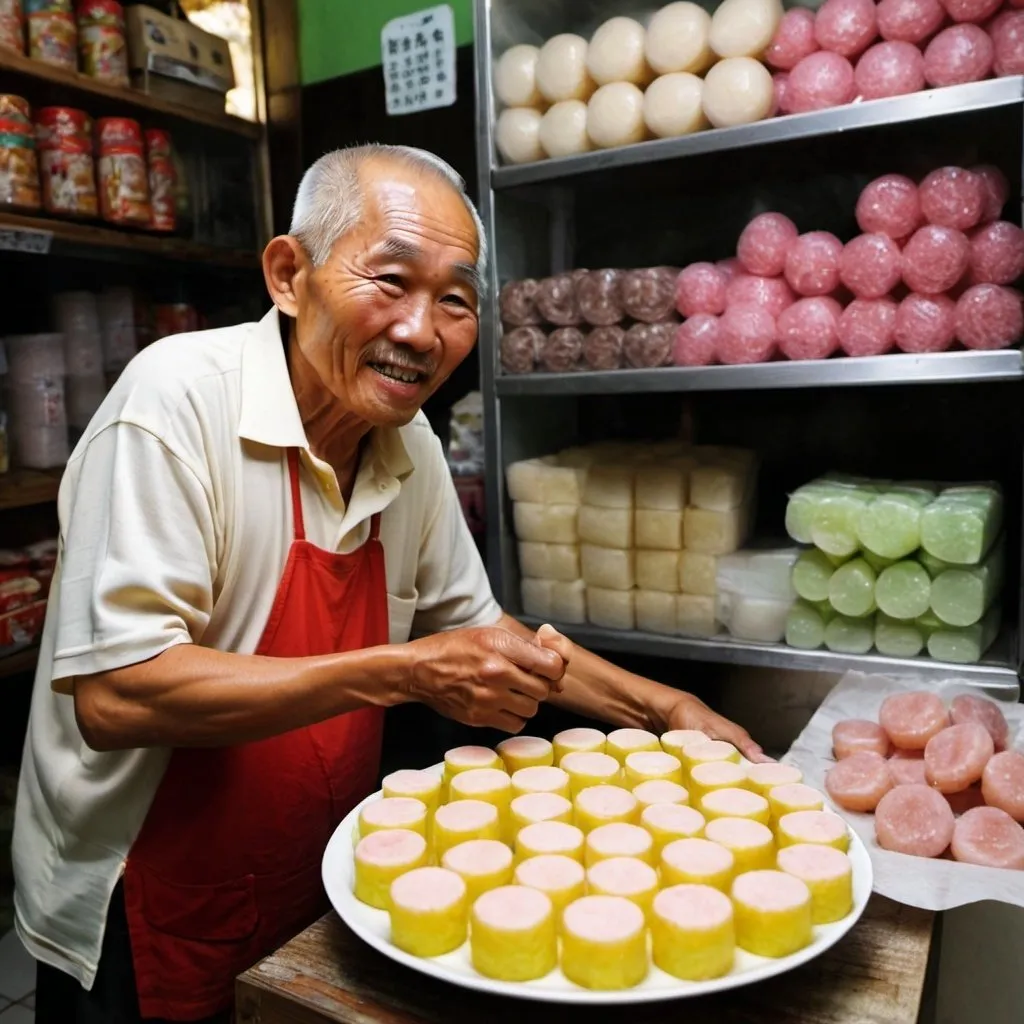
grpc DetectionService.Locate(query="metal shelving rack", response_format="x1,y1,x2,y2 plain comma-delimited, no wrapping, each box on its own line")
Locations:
472,0,1024,697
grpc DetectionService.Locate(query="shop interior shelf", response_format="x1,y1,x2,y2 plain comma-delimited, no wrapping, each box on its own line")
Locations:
0,645,39,680
0,47,261,139
0,210,259,268
492,77,1024,190
495,350,1024,397
518,615,1020,697
0,467,62,510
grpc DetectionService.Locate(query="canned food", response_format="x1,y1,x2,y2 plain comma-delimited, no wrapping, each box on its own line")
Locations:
96,116,150,225
0,95,31,125
28,8,76,69
0,0,24,53
77,0,127,86
144,128,175,232
35,106,98,217
0,115,40,210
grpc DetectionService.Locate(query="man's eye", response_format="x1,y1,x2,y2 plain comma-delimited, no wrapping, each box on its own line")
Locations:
442,294,470,307
377,274,403,288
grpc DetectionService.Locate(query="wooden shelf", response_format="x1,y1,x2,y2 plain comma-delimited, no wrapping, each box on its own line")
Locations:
0,209,259,267
0,644,39,679
0,467,62,510
0,47,261,139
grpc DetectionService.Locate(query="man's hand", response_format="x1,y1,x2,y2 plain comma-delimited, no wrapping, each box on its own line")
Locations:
664,692,771,763
402,625,568,733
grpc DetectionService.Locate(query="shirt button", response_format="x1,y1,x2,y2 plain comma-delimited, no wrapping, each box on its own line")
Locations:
379,483,387,491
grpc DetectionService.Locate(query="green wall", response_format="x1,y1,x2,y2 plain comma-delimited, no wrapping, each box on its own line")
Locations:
299,0,475,85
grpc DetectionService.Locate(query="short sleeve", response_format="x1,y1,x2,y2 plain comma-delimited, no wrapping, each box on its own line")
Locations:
52,422,218,682
411,438,502,636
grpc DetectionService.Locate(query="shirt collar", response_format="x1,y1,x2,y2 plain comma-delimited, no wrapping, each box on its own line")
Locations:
237,307,415,482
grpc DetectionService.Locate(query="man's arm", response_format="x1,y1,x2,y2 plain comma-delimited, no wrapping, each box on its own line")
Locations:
497,614,768,762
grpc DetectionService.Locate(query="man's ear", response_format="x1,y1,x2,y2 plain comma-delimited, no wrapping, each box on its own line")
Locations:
262,235,311,317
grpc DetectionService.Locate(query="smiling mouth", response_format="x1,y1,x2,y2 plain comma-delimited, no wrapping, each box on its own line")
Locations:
368,362,428,385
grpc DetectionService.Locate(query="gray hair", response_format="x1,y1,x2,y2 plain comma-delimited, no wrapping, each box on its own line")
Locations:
289,144,488,292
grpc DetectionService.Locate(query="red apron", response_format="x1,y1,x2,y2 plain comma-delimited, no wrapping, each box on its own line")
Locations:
122,447,388,1020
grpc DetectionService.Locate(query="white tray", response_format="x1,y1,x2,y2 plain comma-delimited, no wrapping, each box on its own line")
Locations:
322,764,873,1005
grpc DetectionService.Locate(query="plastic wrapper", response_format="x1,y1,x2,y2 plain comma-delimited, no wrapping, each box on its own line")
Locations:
784,231,843,296
824,613,875,654
991,10,1024,77
920,485,1002,565
518,542,581,582
539,326,584,372
854,41,925,100
636,509,684,550
926,606,1000,663
581,544,635,591
901,225,970,294
874,613,926,657
814,0,878,57
839,298,898,356
683,504,749,555
856,174,921,239
673,314,719,366
856,486,932,559
923,25,994,87
785,51,857,113
786,478,848,544
792,548,839,602
636,590,678,635
765,8,818,71
778,296,843,361
827,558,877,618
98,287,138,375
636,549,681,593
4,333,64,381
717,545,799,602
583,325,625,370
973,165,1009,223
577,269,624,326
500,326,544,374
876,0,945,43
579,505,633,549
499,279,542,327
716,304,776,364
446,391,484,477
736,213,799,278
721,594,793,642
623,322,675,368
968,222,1024,286
894,292,956,353
536,273,582,326
954,284,1024,350
873,560,931,620
586,585,636,630
786,599,833,649
918,167,984,232
675,263,727,317
929,539,1004,627
725,273,795,317
811,486,875,558
620,267,678,323
690,456,754,511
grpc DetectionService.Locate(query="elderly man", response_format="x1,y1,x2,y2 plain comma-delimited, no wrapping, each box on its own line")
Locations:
13,144,764,1024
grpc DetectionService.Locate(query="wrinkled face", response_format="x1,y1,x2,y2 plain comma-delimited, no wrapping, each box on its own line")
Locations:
292,161,480,427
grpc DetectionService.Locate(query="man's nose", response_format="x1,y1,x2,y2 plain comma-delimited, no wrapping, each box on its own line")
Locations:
389,294,436,352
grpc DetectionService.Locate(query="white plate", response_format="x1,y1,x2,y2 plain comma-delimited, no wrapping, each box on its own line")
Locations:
322,763,874,1005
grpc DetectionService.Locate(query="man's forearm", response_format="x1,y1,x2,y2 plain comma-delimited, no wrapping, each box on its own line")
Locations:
498,614,678,731
73,642,408,751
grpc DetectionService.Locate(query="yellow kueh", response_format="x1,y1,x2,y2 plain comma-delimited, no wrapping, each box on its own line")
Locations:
432,800,501,860
700,788,771,826
358,797,428,840
731,870,813,958
641,803,706,856
443,745,502,787
704,817,776,874
586,856,659,919
497,735,554,774
768,783,825,824
440,839,515,904
560,751,622,798
605,728,661,765
353,829,429,910
777,844,854,925
584,822,655,868
659,729,708,762
470,886,558,982
688,761,748,805
745,762,803,798
513,854,586,923
632,779,689,811
573,784,638,834
651,884,736,981
387,866,468,957
560,895,649,990
448,768,513,841
777,810,851,853
552,727,606,764
515,821,586,864
381,770,442,819
510,766,570,801
509,793,573,837
623,750,684,790
680,738,741,775
660,837,735,893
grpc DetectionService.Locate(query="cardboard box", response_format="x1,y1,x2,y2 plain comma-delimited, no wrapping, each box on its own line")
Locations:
125,5,235,116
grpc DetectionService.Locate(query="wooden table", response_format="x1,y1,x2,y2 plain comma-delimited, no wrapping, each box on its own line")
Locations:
236,896,937,1024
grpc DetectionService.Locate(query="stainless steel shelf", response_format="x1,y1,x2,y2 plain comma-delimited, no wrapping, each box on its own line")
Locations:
493,78,1024,190
496,349,1024,397
519,616,1020,697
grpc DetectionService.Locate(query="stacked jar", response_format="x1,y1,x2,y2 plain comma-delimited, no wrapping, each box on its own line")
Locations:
26,0,75,71
53,290,106,444
0,95,40,211
96,117,150,226
35,106,97,218
97,286,137,384
77,0,127,86
0,0,23,54
145,128,175,232
3,332,69,469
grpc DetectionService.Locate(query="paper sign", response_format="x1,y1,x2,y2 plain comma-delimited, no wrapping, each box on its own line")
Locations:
0,227,52,254
381,4,456,116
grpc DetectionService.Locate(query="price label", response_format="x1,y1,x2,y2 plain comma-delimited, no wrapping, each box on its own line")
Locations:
0,228,53,254
381,4,456,117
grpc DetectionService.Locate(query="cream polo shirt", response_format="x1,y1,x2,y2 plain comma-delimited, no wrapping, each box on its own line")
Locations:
12,307,502,988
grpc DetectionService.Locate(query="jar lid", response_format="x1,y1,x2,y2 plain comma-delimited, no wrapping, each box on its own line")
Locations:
36,106,90,129
96,116,142,148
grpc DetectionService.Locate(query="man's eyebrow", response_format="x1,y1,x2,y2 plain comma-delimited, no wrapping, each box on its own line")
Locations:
373,235,480,295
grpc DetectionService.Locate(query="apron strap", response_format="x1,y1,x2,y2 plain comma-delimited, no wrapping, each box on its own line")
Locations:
369,513,382,541
286,448,306,542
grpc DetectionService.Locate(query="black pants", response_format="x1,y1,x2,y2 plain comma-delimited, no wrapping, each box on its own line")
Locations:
34,882,230,1024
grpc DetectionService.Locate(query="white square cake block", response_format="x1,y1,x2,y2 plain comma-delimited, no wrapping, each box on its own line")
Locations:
677,594,718,637
679,551,717,597
636,590,677,635
583,465,634,509
518,542,580,582
581,545,635,591
586,586,636,630
635,464,688,511
513,502,579,544
578,505,633,549
551,579,586,624
636,510,683,551
636,549,681,593
683,505,748,555
521,578,553,619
